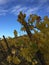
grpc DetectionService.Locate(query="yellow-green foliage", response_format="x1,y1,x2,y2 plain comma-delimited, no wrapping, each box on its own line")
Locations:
0,13,49,65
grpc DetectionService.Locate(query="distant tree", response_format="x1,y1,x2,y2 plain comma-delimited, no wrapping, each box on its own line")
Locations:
14,30,18,38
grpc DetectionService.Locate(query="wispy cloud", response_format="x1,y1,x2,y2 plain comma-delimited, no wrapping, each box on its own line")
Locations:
11,5,21,13
0,0,9,5
11,5,39,16
11,5,28,15
0,0,49,16
0,9,8,15
25,7,39,16
0,0,15,15
0,0,15,5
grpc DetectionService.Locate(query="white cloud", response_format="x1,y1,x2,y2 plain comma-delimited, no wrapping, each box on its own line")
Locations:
0,0,48,16
11,5,28,15
0,9,8,12
11,5,21,13
0,0,15,5
0,0,9,5
26,7,39,16
0,9,8,15
11,5,39,16
0,12,6,15
0,0,15,16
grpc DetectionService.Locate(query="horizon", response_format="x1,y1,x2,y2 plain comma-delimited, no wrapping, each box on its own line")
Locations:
0,0,49,38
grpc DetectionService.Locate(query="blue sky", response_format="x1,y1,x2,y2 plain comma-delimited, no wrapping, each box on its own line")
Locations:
0,0,49,38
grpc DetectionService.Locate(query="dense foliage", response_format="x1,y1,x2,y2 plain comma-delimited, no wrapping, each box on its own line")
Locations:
0,12,49,65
